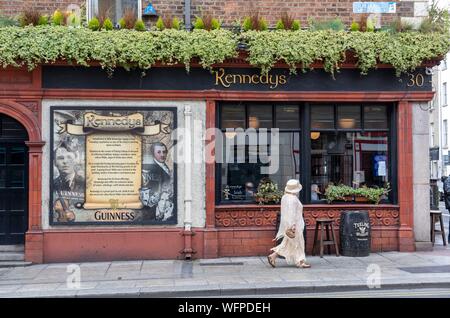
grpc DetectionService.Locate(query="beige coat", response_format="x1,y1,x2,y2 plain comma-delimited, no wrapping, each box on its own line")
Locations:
272,193,306,265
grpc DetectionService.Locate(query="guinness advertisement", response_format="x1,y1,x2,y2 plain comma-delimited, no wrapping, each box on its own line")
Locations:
43,66,432,92
50,107,177,225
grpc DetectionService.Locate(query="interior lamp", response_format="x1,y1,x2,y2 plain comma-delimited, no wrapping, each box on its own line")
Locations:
338,118,356,129
310,132,321,140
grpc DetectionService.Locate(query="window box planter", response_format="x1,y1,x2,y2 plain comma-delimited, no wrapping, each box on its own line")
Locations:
354,195,370,203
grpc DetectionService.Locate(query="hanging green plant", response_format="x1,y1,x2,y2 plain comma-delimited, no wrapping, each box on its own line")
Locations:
242,30,450,76
0,26,448,77
0,26,238,72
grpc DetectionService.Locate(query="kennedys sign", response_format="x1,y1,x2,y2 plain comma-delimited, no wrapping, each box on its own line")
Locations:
42,66,432,92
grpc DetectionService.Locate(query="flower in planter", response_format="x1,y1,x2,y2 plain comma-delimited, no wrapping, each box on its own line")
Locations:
254,178,283,205
242,12,268,31
275,12,301,31
354,185,390,204
193,14,221,31
324,184,354,203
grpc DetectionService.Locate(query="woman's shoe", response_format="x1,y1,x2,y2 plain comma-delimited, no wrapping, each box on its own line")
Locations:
267,255,276,268
297,261,311,268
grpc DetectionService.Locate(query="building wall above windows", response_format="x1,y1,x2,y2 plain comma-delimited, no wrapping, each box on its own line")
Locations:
0,0,431,28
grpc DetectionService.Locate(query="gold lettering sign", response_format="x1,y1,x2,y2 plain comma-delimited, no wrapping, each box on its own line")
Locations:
84,113,144,131
214,68,287,89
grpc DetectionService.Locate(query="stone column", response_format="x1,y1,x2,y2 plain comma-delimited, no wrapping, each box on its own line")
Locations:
25,141,45,263
412,102,433,251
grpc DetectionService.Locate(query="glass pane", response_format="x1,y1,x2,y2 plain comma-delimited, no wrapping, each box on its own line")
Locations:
364,105,388,129
311,105,334,130
10,168,24,188
220,132,300,202
221,105,245,129
0,169,5,188
0,147,5,164
0,190,5,210
90,0,139,25
276,105,300,129
248,105,272,129
310,131,389,202
9,214,25,233
267,132,300,190
337,105,361,129
1,117,27,139
10,191,25,211
9,147,25,164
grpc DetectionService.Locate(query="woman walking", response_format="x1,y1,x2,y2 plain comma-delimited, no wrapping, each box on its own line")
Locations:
267,179,311,268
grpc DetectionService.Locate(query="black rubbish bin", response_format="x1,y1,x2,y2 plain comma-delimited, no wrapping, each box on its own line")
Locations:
339,210,371,257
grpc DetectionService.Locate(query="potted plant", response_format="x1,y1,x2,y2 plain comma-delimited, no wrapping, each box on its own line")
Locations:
354,185,390,204
324,184,354,203
254,178,283,205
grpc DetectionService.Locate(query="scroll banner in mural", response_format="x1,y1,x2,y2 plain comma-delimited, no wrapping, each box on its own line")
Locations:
50,108,176,225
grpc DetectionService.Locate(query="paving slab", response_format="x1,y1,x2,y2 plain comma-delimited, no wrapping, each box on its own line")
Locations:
0,285,22,294
134,279,175,288
174,279,210,287
3,251,450,297
7,290,78,298
95,280,137,289
17,283,61,292
56,282,98,291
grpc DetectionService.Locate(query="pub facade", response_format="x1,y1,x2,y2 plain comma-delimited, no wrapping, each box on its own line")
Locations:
0,53,439,262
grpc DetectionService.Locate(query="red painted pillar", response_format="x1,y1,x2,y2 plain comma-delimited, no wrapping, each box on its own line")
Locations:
397,101,415,252
25,141,45,263
204,100,219,258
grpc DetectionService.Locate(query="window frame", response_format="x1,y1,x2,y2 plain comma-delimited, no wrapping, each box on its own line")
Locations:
308,103,395,204
443,82,448,107
215,102,397,205
86,0,142,24
444,120,448,149
216,102,301,205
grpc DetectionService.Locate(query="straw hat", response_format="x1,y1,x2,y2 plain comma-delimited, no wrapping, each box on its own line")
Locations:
285,179,302,194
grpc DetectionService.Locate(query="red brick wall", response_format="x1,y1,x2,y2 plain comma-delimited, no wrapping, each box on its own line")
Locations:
0,0,84,17
1,0,416,28
212,228,401,256
215,227,399,258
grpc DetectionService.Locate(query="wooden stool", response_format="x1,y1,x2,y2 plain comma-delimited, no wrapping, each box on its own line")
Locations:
430,210,447,246
312,218,340,257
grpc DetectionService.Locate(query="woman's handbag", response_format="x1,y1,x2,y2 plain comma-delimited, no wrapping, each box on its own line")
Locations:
285,227,296,239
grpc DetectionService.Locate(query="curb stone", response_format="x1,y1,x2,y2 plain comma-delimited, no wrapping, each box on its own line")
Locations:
5,280,450,297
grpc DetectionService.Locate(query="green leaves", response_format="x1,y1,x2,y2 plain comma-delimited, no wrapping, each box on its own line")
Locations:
0,26,448,76
0,26,238,72
243,30,450,76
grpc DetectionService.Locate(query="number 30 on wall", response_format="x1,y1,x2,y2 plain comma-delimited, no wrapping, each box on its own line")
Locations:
407,73,425,87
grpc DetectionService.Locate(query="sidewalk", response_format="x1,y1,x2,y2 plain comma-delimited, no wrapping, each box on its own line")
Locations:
1,247,450,297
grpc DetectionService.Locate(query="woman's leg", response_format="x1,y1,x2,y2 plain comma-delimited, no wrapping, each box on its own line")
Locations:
268,252,278,267
296,227,311,268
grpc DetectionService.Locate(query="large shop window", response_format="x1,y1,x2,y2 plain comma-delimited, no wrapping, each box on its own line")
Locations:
87,0,141,24
310,104,391,203
218,103,300,203
217,103,394,205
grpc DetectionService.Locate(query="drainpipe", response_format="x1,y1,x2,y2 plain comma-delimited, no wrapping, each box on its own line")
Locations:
181,105,195,259
184,0,191,30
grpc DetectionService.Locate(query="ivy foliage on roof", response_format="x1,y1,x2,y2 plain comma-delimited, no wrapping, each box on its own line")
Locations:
0,26,448,76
